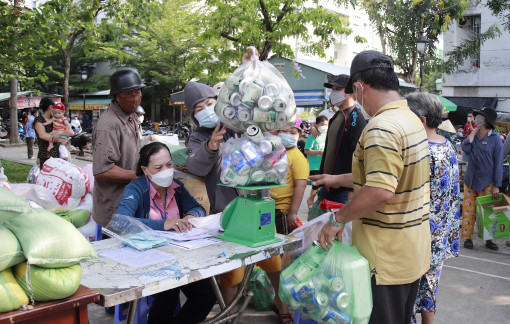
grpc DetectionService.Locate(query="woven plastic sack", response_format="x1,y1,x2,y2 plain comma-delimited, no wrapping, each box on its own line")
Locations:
280,241,372,324
0,187,31,223
167,144,189,167
215,46,297,132
35,158,89,209
14,262,82,302
2,208,99,268
0,268,28,313
54,193,93,228
105,214,167,250
10,183,68,212
26,164,40,184
247,266,275,311
0,226,26,272
220,134,289,187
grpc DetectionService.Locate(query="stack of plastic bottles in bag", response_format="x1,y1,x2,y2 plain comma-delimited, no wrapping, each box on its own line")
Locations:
215,49,297,133
221,126,289,187
279,242,373,324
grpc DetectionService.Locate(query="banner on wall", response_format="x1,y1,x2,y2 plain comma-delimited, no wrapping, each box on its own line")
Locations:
10,97,62,109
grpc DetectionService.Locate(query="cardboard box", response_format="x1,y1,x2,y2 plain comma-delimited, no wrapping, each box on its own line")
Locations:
476,194,510,240
175,170,210,215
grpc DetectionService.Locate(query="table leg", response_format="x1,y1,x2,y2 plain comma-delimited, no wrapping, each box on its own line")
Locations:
200,264,255,324
209,276,226,310
126,298,140,324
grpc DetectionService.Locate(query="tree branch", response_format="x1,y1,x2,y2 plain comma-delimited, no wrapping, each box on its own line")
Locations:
220,32,241,42
276,0,293,25
259,0,273,32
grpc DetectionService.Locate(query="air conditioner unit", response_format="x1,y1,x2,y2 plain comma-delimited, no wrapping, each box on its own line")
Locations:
458,16,470,28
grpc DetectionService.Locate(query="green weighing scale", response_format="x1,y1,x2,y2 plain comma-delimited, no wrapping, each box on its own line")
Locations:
218,184,288,247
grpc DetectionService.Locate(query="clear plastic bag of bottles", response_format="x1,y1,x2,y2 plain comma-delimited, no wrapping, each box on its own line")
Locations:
220,130,290,187
215,47,297,132
279,241,373,324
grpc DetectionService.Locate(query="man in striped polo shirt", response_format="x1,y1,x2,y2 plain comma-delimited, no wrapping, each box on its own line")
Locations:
311,51,431,324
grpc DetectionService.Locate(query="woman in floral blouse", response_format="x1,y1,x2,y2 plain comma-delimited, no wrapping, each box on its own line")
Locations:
407,92,461,324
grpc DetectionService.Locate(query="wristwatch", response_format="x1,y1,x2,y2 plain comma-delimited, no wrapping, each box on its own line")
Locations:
329,213,346,228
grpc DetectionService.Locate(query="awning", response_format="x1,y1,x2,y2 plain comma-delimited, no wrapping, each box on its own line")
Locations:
294,89,331,108
68,98,111,110
170,91,185,105
436,95,457,113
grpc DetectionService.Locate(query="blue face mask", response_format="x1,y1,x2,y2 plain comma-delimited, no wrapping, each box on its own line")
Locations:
195,104,220,128
278,133,298,148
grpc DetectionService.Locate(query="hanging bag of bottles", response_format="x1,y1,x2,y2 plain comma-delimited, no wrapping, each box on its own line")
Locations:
279,241,373,324
215,46,297,133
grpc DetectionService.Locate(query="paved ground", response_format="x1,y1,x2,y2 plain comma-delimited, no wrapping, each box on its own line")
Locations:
2,145,510,323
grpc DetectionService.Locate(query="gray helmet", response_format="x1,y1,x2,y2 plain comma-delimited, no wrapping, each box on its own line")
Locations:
135,106,145,115
110,68,145,95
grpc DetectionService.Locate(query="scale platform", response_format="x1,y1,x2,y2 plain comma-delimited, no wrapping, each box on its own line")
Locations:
217,184,288,247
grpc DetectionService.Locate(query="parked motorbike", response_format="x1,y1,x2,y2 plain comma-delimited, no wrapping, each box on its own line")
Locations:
173,121,191,140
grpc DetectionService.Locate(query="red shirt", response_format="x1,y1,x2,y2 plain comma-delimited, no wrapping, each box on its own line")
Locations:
464,121,478,135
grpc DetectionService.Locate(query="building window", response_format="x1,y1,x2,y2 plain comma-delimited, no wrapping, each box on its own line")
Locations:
32,0,37,8
334,51,338,59
470,15,481,68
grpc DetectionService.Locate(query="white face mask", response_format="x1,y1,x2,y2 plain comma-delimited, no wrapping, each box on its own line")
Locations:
318,125,328,134
144,167,174,188
330,90,346,107
138,115,144,124
474,115,485,127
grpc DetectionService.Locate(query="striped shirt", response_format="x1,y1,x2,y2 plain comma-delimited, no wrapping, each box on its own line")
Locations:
351,100,431,285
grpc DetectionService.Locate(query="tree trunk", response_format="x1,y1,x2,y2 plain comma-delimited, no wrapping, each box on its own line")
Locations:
9,78,19,144
63,50,71,117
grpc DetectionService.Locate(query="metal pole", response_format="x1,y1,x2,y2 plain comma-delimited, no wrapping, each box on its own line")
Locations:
83,79,86,113
419,54,424,92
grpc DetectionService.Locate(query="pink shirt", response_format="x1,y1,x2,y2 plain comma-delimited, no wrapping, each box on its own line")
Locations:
147,176,181,220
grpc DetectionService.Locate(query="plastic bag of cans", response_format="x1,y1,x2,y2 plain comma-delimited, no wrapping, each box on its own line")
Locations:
215,49,297,132
220,126,289,187
279,241,373,324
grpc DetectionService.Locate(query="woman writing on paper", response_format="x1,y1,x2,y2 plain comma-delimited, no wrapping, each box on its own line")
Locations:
116,141,215,324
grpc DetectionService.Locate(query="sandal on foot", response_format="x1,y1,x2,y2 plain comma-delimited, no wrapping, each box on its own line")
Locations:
278,313,293,324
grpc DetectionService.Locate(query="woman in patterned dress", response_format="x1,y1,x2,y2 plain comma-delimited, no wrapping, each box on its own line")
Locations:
407,92,461,324
33,97,67,168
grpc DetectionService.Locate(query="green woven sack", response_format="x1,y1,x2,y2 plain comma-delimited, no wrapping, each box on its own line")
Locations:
247,266,275,311
0,187,31,223
55,209,91,228
0,268,28,312
166,144,188,167
0,226,26,272
14,263,82,301
3,208,98,268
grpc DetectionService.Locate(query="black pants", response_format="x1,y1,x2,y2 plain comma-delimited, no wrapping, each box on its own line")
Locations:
26,137,34,159
309,170,320,190
147,279,217,324
368,275,420,324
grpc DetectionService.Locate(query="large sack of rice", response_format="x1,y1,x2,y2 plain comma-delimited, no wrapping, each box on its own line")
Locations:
3,208,98,268
0,226,26,272
14,263,82,301
35,158,89,209
0,187,31,223
10,183,68,211
82,164,94,193
55,193,93,228
0,268,28,313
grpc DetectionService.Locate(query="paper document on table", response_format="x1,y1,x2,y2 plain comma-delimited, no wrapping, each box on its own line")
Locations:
166,238,223,250
154,228,213,241
100,246,177,268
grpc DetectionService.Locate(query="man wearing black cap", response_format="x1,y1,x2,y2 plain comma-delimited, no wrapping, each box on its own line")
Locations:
461,107,503,251
307,74,367,206
312,51,431,324
92,68,145,227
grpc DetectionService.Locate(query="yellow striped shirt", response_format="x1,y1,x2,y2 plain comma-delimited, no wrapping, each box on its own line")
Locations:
352,100,431,285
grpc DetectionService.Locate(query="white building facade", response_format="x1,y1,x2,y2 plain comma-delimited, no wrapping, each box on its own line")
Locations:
442,0,510,112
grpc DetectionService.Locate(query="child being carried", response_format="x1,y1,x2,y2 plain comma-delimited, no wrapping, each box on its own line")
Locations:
42,102,74,160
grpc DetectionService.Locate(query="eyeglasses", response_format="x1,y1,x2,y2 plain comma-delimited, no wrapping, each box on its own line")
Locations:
118,89,142,97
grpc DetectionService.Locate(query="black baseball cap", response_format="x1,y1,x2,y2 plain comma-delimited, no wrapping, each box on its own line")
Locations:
324,74,350,89
474,107,497,128
345,51,394,94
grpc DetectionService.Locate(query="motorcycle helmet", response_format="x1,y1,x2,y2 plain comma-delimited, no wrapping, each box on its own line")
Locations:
135,106,146,115
109,68,145,95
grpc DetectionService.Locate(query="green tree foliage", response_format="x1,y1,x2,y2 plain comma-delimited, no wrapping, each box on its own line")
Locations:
40,0,157,115
359,0,470,83
486,0,510,31
184,0,354,83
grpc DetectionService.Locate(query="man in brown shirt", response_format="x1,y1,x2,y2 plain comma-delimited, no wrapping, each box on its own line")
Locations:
92,69,144,227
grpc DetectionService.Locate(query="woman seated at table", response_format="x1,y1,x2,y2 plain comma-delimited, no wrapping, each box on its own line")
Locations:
116,142,216,324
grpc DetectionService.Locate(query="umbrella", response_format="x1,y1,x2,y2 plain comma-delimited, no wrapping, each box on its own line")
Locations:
436,95,457,113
